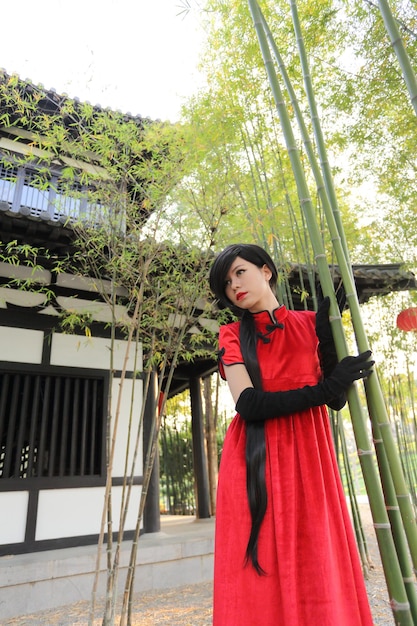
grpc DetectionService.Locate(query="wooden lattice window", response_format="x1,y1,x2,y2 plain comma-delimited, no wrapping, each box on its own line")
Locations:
0,371,106,479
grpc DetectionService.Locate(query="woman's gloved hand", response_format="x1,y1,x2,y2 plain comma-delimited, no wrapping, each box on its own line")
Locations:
321,350,374,400
236,350,374,422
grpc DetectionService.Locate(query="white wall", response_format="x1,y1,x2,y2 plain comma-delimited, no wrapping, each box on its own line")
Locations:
0,327,43,363
0,492,29,544
111,377,143,477
50,332,142,371
35,485,142,540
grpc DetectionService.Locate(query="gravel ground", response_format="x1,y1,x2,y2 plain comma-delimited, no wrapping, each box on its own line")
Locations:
360,501,404,626
2,573,394,626
3,582,213,626
4,503,402,625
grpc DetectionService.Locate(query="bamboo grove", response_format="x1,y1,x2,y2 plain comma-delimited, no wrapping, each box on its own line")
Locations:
243,0,417,623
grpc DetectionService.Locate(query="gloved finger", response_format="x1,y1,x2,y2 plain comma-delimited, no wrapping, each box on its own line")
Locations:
318,295,330,312
340,350,372,363
353,350,373,364
358,349,372,359
337,352,374,374
347,359,375,375
339,353,372,367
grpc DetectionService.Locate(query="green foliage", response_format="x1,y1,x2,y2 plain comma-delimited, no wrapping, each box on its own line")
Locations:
171,0,375,287
318,0,417,268
0,71,226,372
0,241,57,304
159,398,196,515
178,1,417,275
159,389,233,515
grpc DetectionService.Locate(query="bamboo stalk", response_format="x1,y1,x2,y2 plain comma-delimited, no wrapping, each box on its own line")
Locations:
90,245,151,625
377,0,417,116
258,6,352,272
105,263,152,623
120,359,171,624
89,272,118,626
372,414,417,623
280,0,417,580
247,1,414,621
285,0,417,615
339,414,372,576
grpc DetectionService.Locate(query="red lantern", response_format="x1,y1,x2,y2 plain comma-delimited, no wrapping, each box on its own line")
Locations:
396,307,417,332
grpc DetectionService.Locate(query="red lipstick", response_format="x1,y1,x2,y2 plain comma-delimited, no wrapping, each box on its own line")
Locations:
236,292,247,301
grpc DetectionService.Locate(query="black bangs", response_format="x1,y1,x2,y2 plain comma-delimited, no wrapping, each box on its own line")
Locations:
209,244,242,305
209,243,278,308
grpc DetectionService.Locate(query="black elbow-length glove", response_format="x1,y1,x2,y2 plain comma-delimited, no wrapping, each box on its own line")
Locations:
236,350,374,422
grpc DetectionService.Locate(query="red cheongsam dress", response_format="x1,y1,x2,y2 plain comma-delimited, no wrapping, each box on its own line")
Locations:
213,305,374,626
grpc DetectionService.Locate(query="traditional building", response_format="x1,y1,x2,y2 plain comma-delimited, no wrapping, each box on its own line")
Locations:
0,71,215,565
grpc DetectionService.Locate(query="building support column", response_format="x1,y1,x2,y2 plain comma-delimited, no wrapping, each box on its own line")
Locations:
143,370,161,533
190,376,211,519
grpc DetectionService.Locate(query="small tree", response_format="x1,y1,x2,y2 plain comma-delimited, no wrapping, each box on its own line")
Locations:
0,73,228,625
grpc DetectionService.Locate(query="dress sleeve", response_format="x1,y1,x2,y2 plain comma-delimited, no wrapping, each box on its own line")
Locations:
218,323,244,380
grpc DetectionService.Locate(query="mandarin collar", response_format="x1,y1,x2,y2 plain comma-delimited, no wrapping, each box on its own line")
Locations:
252,305,288,327
251,306,287,343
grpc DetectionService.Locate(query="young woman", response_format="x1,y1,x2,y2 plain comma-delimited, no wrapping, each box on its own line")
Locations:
209,243,374,626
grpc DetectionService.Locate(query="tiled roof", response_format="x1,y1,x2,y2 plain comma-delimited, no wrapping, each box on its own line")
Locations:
284,262,417,305
0,68,152,127
0,70,162,236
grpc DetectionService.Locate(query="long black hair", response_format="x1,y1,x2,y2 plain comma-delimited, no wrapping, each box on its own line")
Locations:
209,244,278,575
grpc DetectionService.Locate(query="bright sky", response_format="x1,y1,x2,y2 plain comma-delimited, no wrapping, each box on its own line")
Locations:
0,0,205,122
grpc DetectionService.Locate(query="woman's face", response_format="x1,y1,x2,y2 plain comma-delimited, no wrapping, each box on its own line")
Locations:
224,256,277,313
